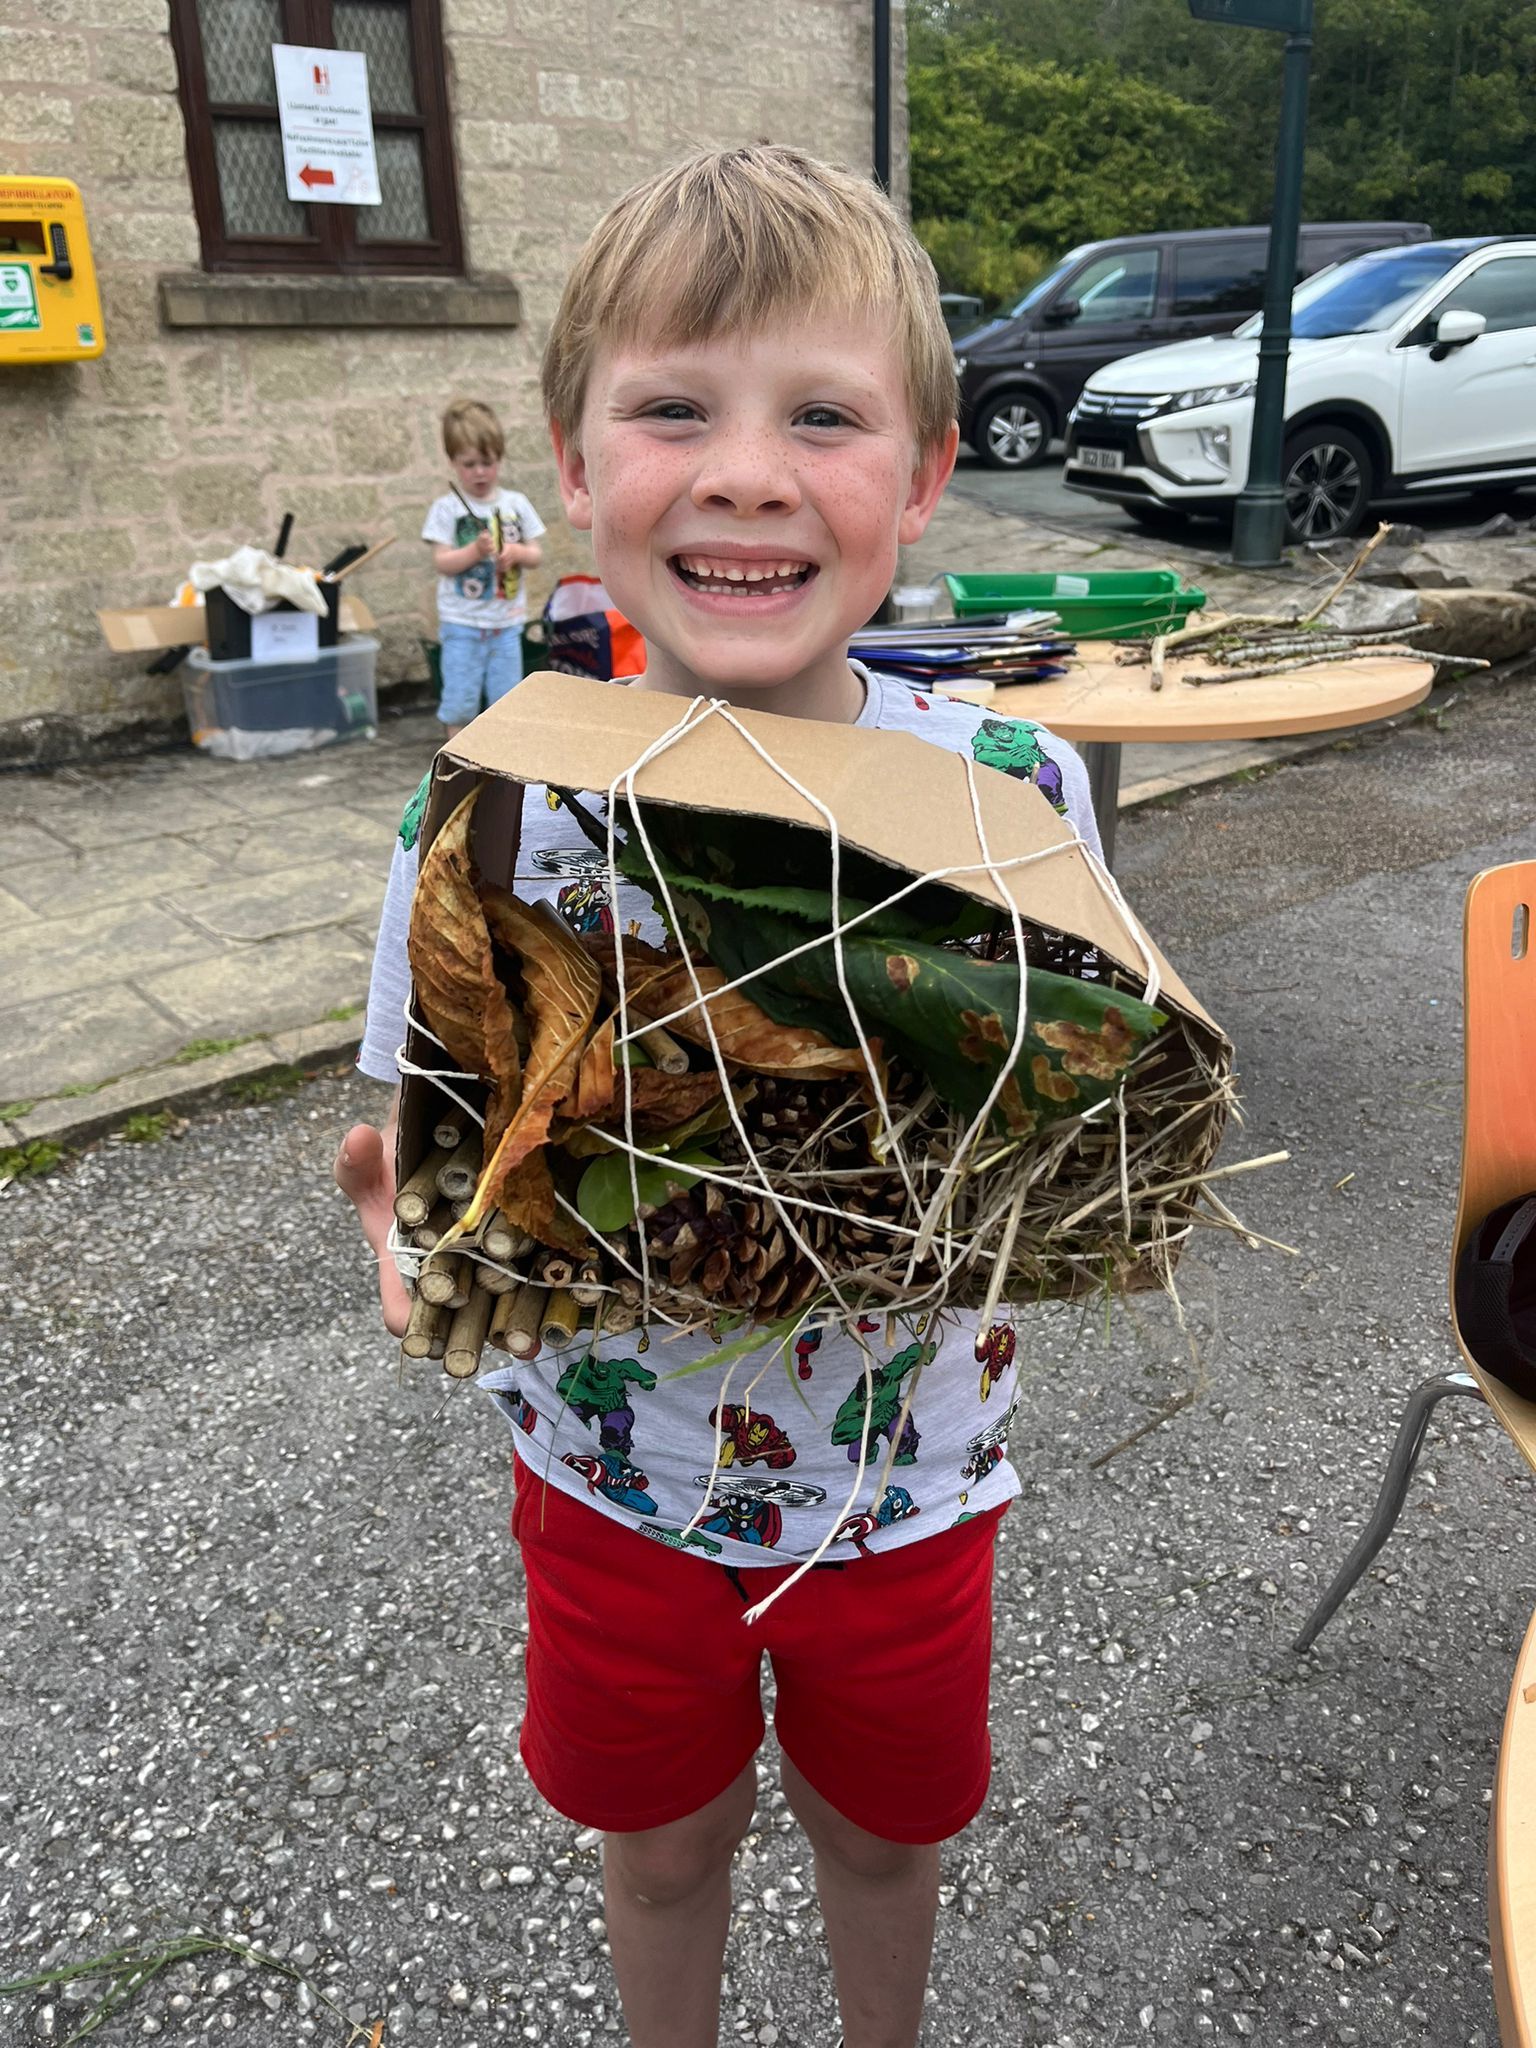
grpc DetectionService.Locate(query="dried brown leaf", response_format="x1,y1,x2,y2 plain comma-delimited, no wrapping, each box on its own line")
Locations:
570,1013,618,1124
606,953,866,1080
453,888,602,1235
406,788,522,1135
605,1066,726,1133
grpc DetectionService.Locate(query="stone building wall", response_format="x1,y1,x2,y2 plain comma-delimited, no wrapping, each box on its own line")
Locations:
0,0,899,754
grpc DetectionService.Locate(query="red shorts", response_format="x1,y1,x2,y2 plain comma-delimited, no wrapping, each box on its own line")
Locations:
509,1461,1005,1844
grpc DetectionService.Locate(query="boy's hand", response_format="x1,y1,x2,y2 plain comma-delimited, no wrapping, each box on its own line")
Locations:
334,1120,412,1338
495,539,521,570
472,528,496,561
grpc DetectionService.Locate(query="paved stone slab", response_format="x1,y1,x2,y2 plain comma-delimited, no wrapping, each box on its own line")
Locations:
191,802,399,878
17,778,242,851
0,983,189,1101
0,897,216,1010
191,747,405,819
5,836,223,916
165,857,386,944
0,885,39,926
140,925,374,1039
0,820,76,868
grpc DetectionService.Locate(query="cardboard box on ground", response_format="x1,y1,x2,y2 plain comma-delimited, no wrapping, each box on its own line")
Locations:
395,673,1234,1368
97,597,377,652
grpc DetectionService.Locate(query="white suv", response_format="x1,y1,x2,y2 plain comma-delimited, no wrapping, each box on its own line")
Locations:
1063,238,1536,542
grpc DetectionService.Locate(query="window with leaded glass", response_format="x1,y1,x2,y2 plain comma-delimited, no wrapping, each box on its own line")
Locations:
170,0,462,273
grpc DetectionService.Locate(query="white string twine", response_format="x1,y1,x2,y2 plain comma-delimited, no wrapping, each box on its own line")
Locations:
395,699,1209,1606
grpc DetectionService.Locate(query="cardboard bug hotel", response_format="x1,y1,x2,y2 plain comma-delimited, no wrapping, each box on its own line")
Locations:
390,672,1243,1379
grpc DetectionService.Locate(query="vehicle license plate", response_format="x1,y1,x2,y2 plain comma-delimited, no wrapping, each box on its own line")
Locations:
1077,445,1124,473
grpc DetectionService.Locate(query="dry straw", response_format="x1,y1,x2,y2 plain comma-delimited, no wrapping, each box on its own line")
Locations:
392,697,1275,1369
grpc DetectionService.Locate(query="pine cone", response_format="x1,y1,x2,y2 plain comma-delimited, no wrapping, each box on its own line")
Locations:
639,1181,826,1317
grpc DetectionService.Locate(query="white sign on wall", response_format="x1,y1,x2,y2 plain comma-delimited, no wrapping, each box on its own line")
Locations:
272,45,382,207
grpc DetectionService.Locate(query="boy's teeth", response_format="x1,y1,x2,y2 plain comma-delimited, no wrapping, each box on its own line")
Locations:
677,555,809,589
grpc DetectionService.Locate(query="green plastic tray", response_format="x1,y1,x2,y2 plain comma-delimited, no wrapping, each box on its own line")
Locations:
943,570,1206,639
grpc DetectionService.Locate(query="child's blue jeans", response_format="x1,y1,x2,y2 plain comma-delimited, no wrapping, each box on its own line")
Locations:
437,622,524,726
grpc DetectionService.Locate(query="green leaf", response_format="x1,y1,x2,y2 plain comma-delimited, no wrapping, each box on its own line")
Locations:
616,810,996,946
615,832,1166,1137
575,1146,721,1233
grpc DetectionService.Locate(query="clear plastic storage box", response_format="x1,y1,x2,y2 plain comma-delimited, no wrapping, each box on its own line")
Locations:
183,636,379,760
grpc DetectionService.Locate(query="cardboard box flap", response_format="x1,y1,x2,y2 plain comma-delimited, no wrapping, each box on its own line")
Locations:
99,594,375,653
438,672,1217,1033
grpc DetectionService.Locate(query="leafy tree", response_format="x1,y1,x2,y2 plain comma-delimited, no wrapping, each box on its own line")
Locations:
910,51,1239,298
910,0,1536,302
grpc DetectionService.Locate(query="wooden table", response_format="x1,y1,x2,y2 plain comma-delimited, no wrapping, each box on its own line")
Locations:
951,645,1437,864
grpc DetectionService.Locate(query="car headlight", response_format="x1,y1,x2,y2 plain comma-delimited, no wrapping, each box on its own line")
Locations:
1168,380,1256,412
952,354,967,377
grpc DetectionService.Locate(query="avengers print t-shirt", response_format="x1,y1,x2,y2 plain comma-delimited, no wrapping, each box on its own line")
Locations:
359,667,1103,1570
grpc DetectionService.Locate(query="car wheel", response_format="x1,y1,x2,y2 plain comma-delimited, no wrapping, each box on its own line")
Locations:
1282,425,1373,544
975,394,1052,470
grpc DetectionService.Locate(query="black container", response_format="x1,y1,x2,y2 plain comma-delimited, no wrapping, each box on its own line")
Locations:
203,580,340,661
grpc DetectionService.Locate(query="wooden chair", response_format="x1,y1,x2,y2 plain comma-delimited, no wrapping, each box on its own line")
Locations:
1292,860,1536,2045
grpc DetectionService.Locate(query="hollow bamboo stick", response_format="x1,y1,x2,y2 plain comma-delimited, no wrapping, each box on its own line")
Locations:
413,1201,455,1251
483,1211,531,1262
436,1136,482,1202
538,1251,577,1289
433,1113,466,1151
443,1285,494,1379
401,1291,449,1361
418,1250,468,1307
601,1299,640,1336
474,1259,519,1295
393,1143,453,1227
633,1019,690,1076
540,1288,582,1350
494,1283,548,1360
568,1259,606,1308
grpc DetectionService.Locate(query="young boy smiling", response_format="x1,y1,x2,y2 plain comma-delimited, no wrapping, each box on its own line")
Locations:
337,146,1102,2048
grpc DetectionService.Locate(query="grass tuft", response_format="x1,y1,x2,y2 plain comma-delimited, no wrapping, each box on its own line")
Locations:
171,1036,245,1065
120,1112,175,1144
0,1929,382,2045
0,1140,65,1182
227,1064,306,1106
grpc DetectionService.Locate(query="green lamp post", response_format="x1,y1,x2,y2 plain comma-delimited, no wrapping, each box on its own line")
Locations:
1189,0,1316,566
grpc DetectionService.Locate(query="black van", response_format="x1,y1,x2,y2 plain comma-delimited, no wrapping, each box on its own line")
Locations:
953,221,1433,469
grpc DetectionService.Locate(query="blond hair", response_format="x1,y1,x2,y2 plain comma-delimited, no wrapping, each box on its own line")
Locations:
542,145,956,455
442,398,505,462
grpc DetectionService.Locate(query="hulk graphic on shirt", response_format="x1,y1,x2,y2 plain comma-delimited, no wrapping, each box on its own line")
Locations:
969,718,1066,814
556,1350,657,1456
830,1339,936,1467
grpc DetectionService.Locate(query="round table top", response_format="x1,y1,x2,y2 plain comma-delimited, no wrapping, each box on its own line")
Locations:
957,645,1437,745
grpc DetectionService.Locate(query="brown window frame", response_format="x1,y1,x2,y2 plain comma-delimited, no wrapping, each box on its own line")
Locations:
170,0,463,275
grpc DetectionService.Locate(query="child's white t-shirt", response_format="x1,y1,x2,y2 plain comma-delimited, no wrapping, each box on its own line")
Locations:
422,487,546,631
358,668,1104,1570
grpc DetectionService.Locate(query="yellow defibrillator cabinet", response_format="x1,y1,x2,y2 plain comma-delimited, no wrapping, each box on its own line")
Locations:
0,177,105,365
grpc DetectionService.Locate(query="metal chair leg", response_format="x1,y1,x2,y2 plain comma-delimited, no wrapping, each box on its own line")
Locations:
1292,1372,1486,1653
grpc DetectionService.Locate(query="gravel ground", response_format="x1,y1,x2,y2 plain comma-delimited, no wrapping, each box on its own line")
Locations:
3,673,1535,2047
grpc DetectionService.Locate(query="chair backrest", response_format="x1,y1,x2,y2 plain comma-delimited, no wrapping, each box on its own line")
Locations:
1453,861,1536,1472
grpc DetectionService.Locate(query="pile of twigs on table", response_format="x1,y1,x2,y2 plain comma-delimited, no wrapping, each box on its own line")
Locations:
1117,522,1490,690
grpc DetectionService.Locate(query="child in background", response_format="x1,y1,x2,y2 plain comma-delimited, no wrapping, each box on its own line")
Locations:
342,148,1103,2048
423,399,546,736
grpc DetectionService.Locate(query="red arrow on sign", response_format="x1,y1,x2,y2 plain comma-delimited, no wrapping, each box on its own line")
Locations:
298,163,335,188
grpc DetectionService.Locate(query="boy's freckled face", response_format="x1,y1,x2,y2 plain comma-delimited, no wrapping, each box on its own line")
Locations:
552,313,954,707
452,448,500,501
